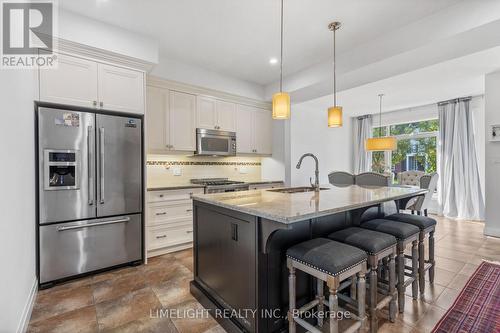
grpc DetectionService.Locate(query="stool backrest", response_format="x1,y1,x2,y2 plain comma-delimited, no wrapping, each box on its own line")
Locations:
355,172,391,186
328,171,355,187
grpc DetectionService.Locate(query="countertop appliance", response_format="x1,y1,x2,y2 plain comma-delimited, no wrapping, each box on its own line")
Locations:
191,178,248,193
195,128,236,156
36,105,143,286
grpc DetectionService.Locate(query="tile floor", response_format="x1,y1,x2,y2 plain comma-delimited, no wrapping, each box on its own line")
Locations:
27,216,500,333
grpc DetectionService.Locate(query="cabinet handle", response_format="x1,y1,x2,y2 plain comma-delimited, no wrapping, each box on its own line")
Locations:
159,194,164,198
99,101,104,108
186,230,193,234
155,212,167,216
186,209,193,212
231,223,238,241
92,100,97,107
156,235,167,239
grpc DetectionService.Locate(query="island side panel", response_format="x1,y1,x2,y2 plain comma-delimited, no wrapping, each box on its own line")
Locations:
192,200,258,332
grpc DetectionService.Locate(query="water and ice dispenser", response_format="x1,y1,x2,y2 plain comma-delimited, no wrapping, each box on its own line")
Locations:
44,150,79,190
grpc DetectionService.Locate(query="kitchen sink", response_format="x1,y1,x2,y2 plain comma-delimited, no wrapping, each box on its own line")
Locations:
267,187,329,194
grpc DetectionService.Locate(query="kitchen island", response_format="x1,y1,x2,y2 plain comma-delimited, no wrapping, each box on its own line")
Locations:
190,185,427,333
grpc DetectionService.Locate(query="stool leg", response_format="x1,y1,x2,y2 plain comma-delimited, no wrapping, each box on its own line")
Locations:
397,243,405,313
429,230,435,284
317,278,324,328
412,240,419,300
388,253,397,322
350,276,357,301
329,287,339,333
357,271,367,330
369,265,378,333
418,233,425,297
288,266,296,333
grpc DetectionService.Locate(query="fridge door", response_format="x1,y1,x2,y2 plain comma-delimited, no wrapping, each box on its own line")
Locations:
96,114,142,217
39,214,142,283
38,107,96,223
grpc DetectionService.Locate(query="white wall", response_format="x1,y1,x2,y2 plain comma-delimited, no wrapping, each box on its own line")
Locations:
0,70,37,332
151,56,264,101
484,72,500,237
289,104,353,186
58,10,159,63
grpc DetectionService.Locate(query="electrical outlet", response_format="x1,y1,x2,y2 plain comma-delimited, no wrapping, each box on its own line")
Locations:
172,167,182,176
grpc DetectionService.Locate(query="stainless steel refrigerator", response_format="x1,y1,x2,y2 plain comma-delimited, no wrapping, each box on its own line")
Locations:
36,105,143,286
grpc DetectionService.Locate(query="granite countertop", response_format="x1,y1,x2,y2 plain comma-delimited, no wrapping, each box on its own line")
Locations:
147,184,205,191
192,185,427,224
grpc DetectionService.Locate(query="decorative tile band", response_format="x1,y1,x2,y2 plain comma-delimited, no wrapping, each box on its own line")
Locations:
147,160,261,166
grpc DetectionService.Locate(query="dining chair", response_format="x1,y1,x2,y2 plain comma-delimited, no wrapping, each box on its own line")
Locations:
355,172,391,187
328,171,355,187
397,170,425,186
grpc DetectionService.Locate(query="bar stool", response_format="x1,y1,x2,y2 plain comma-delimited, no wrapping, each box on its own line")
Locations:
287,238,367,333
328,227,397,333
359,219,420,312
385,213,437,296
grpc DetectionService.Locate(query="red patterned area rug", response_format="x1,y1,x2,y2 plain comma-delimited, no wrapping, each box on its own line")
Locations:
432,261,500,333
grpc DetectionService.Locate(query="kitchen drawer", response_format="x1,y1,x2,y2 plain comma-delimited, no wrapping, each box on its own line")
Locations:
147,223,193,251
148,201,193,226
147,188,204,203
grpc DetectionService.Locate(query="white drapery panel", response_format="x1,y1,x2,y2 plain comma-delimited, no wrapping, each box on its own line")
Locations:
353,115,372,174
438,98,485,220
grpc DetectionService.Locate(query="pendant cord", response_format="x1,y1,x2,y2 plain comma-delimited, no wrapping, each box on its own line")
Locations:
280,0,284,93
333,27,336,107
379,94,383,136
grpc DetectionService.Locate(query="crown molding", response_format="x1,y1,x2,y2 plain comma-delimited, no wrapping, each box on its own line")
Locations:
147,75,271,110
51,37,156,72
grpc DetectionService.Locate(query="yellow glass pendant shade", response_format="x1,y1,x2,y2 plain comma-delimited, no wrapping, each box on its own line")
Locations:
272,92,291,119
365,137,397,151
328,106,343,127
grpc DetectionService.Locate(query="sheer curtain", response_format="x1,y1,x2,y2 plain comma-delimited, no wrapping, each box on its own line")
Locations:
353,115,372,174
438,98,485,220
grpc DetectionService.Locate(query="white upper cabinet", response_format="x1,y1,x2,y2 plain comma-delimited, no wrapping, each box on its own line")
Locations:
253,108,273,155
39,52,145,114
98,64,144,114
196,96,217,130
196,97,236,132
236,105,254,154
169,91,196,151
236,105,272,155
146,86,169,153
216,100,236,132
39,53,98,108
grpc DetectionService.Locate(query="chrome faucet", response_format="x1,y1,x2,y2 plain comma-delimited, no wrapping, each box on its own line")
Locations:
296,153,320,191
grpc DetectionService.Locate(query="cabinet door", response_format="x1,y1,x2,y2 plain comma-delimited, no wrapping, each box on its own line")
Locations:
169,91,196,151
253,108,273,155
146,86,170,153
196,96,217,130
98,64,144,114
216,100,236,132
39,53,98,108
236,105,254,154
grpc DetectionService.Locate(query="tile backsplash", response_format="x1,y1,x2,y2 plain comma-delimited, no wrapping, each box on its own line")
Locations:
147,155,262,188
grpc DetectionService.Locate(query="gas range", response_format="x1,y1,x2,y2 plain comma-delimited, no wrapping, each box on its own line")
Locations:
190,178,249,193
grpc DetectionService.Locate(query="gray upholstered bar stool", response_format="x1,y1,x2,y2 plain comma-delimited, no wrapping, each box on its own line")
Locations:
359,219,420,312
385,213,437,296
328,227,397,333
287,238,367,333
328,171,355,187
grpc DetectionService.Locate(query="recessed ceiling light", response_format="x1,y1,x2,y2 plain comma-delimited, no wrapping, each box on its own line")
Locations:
269,57,278,65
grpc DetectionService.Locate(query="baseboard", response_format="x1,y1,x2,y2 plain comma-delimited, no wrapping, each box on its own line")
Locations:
17,277,37,333
484,226,500,238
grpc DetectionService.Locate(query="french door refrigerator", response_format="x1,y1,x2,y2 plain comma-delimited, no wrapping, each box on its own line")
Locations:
37,105,143,286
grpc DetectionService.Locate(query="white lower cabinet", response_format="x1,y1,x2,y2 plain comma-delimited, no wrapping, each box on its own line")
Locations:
146,187,203,257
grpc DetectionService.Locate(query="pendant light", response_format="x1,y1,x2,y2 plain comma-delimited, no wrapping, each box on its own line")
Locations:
272,0,290,119
365,94,397,151
328,22,342,127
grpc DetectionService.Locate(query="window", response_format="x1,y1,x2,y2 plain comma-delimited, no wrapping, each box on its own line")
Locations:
371,119,438,182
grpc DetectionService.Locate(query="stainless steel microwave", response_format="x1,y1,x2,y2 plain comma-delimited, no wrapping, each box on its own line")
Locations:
196,128,236,156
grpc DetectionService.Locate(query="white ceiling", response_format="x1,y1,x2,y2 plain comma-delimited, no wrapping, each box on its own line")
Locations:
60,0,461,85
298,47,500,116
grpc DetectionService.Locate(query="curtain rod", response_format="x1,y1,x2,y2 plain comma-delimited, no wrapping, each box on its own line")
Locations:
357,114,372,120
437,96,472,106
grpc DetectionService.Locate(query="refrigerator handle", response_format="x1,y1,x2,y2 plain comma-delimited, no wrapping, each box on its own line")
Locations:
87,126,94,205
99,127,105,204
